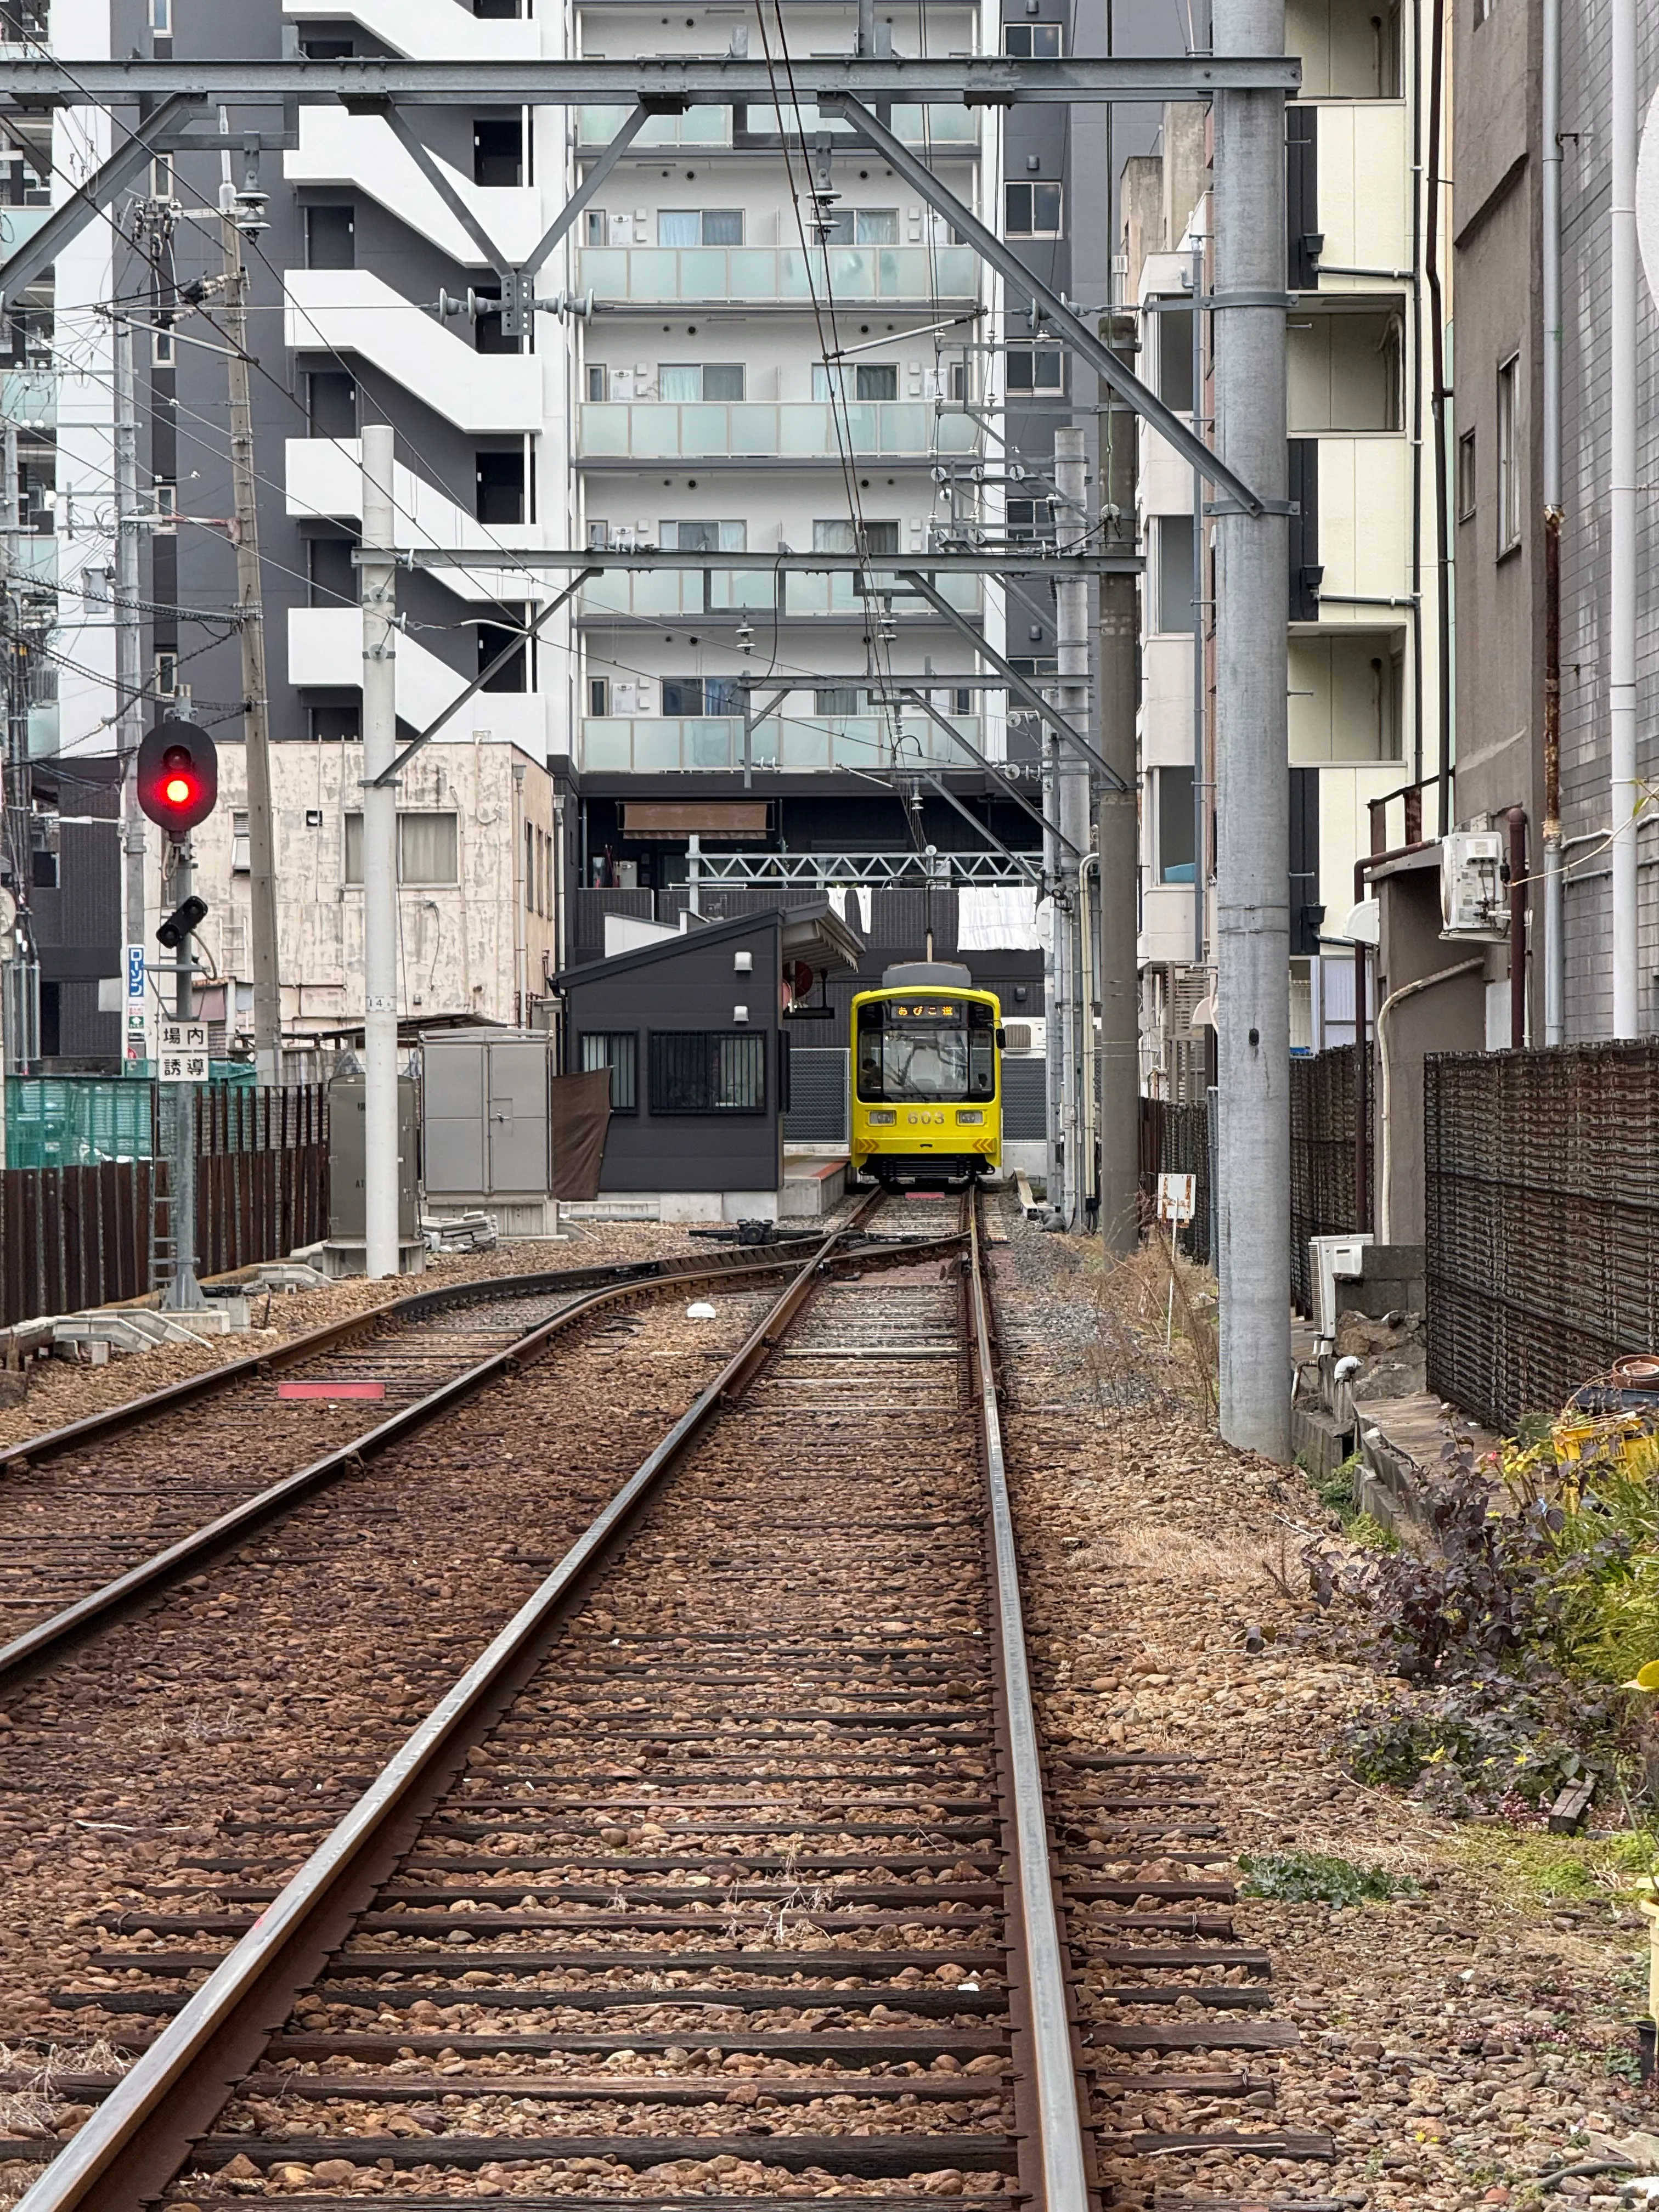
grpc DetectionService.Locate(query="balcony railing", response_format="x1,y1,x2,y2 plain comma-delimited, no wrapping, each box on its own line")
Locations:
577,401,978,462
578,242,979,307
579,568,980,618
577,104,977,149
582,714,983,774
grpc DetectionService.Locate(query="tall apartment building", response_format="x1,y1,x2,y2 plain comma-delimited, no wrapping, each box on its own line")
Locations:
1451,0,1658,1042
1123,0,1449,1097
8,0,1109,1074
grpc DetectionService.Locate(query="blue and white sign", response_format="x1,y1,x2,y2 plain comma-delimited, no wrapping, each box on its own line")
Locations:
123,942,152,1064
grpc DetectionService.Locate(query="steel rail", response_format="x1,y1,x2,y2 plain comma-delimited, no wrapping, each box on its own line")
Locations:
0,1238,862,1478
967,1196,1093,2212
0,56,1301,103
0,1215,970,1692
11,1199,923,2212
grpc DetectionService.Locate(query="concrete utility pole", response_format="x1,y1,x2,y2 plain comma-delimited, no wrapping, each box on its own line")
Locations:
1212,0,1291,1459
1053,425,1092,1230
1609,0,1638,1039
360,421,400,1278
112,316,147,968
1096,324,1139,1259
219,191,283,1081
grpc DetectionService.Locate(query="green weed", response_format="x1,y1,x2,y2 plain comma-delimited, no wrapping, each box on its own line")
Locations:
1238,1848,1417,1904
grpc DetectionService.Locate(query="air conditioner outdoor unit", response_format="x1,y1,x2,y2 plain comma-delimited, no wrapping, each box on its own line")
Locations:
1441,830,1509,940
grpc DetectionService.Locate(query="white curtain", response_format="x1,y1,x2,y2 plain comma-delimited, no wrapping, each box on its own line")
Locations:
957,886,1041,951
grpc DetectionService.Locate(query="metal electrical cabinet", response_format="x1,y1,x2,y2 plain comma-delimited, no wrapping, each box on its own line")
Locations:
327,1074,419,1243
422,1030,557,1235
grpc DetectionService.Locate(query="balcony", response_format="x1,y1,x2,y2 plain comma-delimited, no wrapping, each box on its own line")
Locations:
577,104,977,150
285,270,541,434
0,204,51,262
288,606,547,751
577,400,978,464
1297,100,1409,287
579,567,980,619
581,713,984,774
283,0,538,60
285,109,542,268
577,242,979,308
1305,436,1410,610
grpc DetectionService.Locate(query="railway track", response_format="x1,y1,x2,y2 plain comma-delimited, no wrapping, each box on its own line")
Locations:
4,1195,1314,2212
0,1212,937,1689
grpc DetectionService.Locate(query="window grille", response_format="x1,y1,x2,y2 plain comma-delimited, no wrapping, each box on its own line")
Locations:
649,1030,767,1114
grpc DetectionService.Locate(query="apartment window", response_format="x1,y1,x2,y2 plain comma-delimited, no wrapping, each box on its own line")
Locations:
815,686,864,715
657,209,744,246
1155,303,1195,411
473,117,522,187
581,1031,639,1112
586,365,607,402
148,0,171,29
1457,430,1476,522
305,204,355,270
821,208,900,245
476,447,524,524
1005,347,1063,394
308,370,356,440
812,518,899,554
311,704,360,744
1474,0,1494,21
479,607,530,692
649,1030,767,1114
814,362,897,402
149,155,174,201
301,34,353,55
232,811,251,873
584,209,607,245
1003,21,1062,55
152,479,177,533
662,676,743,714
524,820,535,909
661,520,747,550
1158,766,1196,884
153,650,178,699
1157,515,1196,634
1004,182,1063,236
307,535,358,606
151,319,175,368
659,363,745,402
1496,353,1521,552
1006,497,1052,541
589,675,610,714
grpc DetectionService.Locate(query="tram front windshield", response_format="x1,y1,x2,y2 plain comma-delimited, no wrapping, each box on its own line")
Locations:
858,1000,994,1102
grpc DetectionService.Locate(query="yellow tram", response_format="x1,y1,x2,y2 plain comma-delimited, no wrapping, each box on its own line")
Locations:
849,962,1005,1188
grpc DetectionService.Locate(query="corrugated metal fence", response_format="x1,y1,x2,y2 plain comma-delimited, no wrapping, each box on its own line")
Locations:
1289,1047,1367,1317
1425,1044,1659,1430
0,1082,328,1328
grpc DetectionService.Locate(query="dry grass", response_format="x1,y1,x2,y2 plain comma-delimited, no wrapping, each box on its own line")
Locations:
1107,1522,1295,1597
1078,1237,1220,1422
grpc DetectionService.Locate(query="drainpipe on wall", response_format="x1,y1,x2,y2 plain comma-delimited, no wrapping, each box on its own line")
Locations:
1508,806,1528,1048
1425,0,1452,833
1610,0,1639,1037
1542,0,1565,1044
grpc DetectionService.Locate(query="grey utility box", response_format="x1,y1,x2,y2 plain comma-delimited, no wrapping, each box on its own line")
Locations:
423,1030,557,1236
326,1073,419,1245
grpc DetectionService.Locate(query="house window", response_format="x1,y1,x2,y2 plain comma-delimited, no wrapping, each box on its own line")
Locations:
814,362,898,402
149,155,174,201
232,811,251,873
661,676,743,714
589,675,610,714
657,209,744,245
1005,347,1063,394
586,365,607,402
659,362,745,401
1003,21,1062,55
1156,303,1195,411
151,319,175,367
153,650,178,699
649,1030,767,1114
473,117,522,187
343,812,460,885
661,519,747,550
525,820,535,910
821,208,900,245
581,1030,639,1112
1004,182,1063,236
1496,353,1521,551
149,0,171,29
1457,430,1476,522
585,208,607,245
1157,515,1196,634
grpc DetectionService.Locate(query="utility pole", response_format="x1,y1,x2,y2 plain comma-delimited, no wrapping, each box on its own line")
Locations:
219,169,283,1081
1053,425,1091,1231
1212,0,1291,1459
1096,319,1139,1259
360,421,400,1278
113,314,147,982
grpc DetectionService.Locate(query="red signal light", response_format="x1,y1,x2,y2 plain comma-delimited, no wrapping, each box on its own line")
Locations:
164,774,193,805
137,721,218,833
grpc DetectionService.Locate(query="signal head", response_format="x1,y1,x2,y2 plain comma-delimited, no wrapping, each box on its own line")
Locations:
137,720,218,834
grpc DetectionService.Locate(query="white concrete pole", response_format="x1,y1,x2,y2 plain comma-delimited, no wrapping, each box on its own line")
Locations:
360,422,400,1275
1054,425,1092,1228
1610,0,1639,1039
1212,0,1292,1458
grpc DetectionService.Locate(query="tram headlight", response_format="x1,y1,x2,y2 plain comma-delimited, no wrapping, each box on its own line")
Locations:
956,1109,984,1125
866,1109,896,1125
